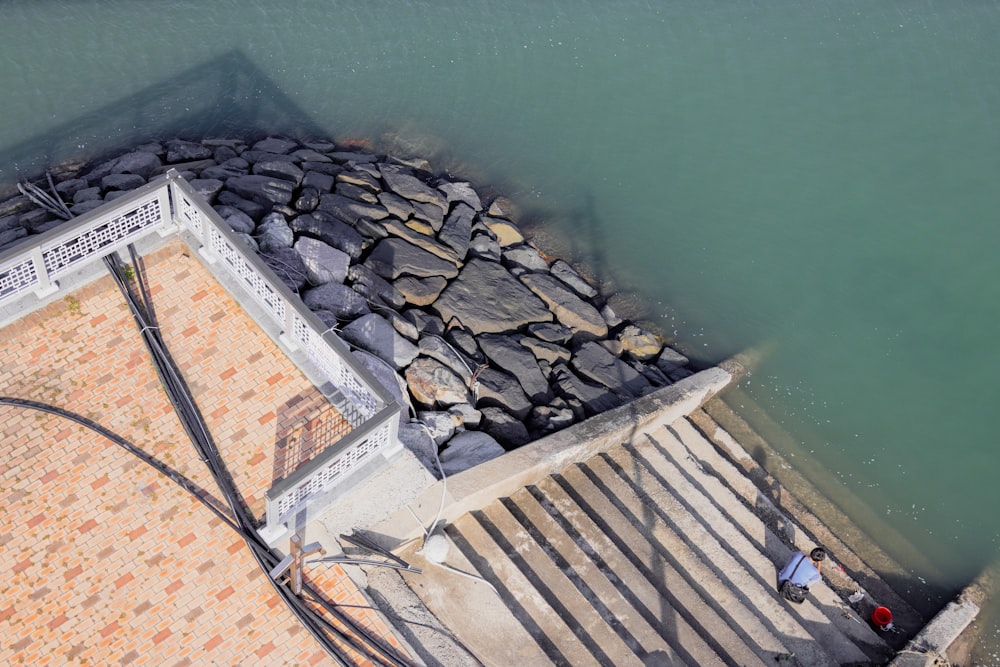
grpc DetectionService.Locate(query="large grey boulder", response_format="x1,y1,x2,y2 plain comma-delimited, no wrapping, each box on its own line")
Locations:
348,264,406,309
479,407,530,449
571,341,651,398
468,231,501,262
656,347,690,374
405,357,472,409
302,171,336,193
108,150,163,180
519,336,571,365
417,335,475,385
438,203,474,258
364,238,461,281
618,325,663,361
188,178,224,201
253,159,304,186
166,139,213,162
260,247,308,293
503,245,549,273
352,348,413,422
520,272,608,340
549,363,623,416
317,193,388,223
381,165,447,214
302,282,370,320
438,181,483,212
252,137,299,154
397,421,441,477
101,173,145,191
293,236,350,285
474,368,533,421
337,168,381,193
394,275,448,307
477,334,550,404
527,404,575,436
226,174,295,206
340,313,419,371
378,218,461,265
434,259,552,334
550,259,598,298
290,211,364,259
256,212,294,252
415,411,460,446
439,430,505,476
216,191,266,221
377,191,415,220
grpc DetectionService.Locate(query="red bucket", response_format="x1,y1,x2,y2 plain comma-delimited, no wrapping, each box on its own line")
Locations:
871,606,893,629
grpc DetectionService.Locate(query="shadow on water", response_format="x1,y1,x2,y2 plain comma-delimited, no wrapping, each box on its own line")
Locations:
0,49,327,197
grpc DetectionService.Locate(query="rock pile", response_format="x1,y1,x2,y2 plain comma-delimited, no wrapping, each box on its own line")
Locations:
0,136,694,475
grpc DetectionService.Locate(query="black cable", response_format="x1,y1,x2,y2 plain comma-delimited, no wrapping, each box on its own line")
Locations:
103,248,410,666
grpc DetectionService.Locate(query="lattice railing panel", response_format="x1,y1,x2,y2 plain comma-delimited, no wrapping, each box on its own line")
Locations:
0,257,39,299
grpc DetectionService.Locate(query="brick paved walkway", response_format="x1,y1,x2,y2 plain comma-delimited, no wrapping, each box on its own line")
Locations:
0,239,407,666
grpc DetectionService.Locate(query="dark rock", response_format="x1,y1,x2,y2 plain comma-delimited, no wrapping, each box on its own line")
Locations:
0,215,20,233
335,182,379,204
232,233,258,253
253,159,304,186
381,165,447,213
526,322,573,345
487,196,518,220
0,226,28,247
438,181,483,212
256,212,294,252
215,206,256,234
394,275,447,307
550,260,597,299
293,236,349,285
438,203,474,258
311,309,339,328
474,368,532,421
410,200,445,231
417,336,475,385
69,200,105,216
520,273,608,340
303,139,336,152
155,158,216,177
302,282,370,320
292,148,333,163
188,178,224,201
364,238,461,281
477,334,550,403
0,195,33,218
19,209,53,232
527,404,575,436
377,218,461,265
416,411,460,446
109,150,163,180
348,264,406,309
339,313,419,371
356,348,414,421
445,328,483,364
468,232,501,261
404,309,446,337
73,187,102,204
316,193,388,223
294,186,320,213
55,178,89,198
668,366,695,382
289,211,365,259
405,357,472,409
337,169,381,193
377,191,414,220
656,347,690,374
355,218,388,242
434,259,551,334
302,171,335,193
300,161,344,176
226,175,294,206
242,151,297,165
571,341,651,398
105,191,129,202
519,336,571,365
260,247,309,293
439,431,505,475
503,245,549,273
216,191,266,221
166,139,213,162
213,145,239,163
200,164,248,181
550,363,623,417
328,151,378,164
252,137,299,154
600,303,623,329
479,407,530,449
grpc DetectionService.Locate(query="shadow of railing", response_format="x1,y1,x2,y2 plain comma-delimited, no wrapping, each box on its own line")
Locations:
0,49,328,197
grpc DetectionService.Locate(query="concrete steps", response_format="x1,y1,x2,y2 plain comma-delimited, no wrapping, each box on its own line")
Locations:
442,415,896,665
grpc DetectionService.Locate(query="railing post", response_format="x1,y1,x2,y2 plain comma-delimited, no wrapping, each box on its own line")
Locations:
28,247,57,298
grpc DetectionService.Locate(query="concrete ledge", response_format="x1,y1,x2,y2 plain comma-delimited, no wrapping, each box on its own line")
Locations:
375,365,733,548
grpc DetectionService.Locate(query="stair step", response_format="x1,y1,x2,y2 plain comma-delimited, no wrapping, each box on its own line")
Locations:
554,464,801,664
528,478,764,667
503,486,709,665
448,511,605,667
632,425,883,662
475,501,642,666
579,451,847,666
686,407,928,637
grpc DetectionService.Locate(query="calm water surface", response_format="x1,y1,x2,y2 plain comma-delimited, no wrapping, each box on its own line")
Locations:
2,0,1000,658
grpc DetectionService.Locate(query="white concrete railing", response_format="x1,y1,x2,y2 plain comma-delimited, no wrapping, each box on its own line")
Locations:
0,171,401,541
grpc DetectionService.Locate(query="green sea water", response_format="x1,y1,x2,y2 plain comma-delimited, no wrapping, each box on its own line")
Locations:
2,0,999,658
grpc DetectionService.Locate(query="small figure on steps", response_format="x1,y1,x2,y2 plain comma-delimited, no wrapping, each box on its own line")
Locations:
777,547,826,604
